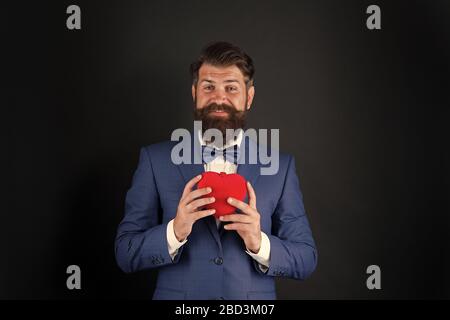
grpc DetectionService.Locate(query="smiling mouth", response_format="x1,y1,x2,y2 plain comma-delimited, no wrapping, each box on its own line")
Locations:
209,110,229,117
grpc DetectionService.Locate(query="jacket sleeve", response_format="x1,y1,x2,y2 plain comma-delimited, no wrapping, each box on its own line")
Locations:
253,155,318,280
115,147,184,273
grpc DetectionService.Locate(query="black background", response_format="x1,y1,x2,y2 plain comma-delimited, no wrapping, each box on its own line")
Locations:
4,0,450,299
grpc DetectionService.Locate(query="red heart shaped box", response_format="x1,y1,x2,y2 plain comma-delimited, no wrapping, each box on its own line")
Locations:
197,172,247,218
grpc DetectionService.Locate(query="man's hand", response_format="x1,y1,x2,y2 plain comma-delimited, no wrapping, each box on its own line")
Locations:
220,181,262,253
173,175,216,242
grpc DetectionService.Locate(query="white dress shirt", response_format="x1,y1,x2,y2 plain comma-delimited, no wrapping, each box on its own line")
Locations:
166,130,271,272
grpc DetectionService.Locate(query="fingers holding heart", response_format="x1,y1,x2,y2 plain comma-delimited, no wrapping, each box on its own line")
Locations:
222,223,249,231
246,181,257,209
222,197,260,231
226,197,257,216
221,182,261,253
219,213,252,224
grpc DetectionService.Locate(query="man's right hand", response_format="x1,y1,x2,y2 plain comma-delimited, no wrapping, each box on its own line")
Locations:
173,174,216,242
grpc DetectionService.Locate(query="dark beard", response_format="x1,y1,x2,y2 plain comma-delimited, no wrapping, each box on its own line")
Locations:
193,102,247,144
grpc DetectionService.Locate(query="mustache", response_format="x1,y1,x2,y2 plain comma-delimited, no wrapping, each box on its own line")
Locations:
193,101,248,140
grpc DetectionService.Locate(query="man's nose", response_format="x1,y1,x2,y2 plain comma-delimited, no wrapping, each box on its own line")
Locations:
211,88,228,104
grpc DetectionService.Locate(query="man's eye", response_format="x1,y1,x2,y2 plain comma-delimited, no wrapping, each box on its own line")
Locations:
227,86,238,92
204,85,214,91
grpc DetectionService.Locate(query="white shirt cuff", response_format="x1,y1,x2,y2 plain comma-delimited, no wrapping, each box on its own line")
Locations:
245,231,271,272
167,219,188,260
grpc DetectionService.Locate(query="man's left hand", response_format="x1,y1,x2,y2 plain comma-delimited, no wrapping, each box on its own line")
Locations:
220,181,262,253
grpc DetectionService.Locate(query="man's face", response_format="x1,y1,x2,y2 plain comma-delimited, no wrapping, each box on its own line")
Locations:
193,63,254,113
192,64,255,138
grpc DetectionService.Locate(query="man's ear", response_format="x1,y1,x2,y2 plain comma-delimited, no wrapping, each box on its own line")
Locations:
246,85,255,110
191,84,196,102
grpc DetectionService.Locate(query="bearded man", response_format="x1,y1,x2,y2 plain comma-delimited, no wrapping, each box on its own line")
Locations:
115,42,317,300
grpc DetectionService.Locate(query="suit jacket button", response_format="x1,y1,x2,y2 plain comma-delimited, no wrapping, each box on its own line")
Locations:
214,257,223,265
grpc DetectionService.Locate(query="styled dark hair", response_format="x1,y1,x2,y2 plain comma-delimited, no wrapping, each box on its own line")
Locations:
190,41,255,87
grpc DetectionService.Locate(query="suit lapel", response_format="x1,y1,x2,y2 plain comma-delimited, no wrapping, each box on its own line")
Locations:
177,162,204,184
176,129,204,183
237,137,262,204
175,130,223,251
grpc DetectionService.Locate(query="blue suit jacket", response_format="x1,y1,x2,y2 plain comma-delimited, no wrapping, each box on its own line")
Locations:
115,135,317,300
